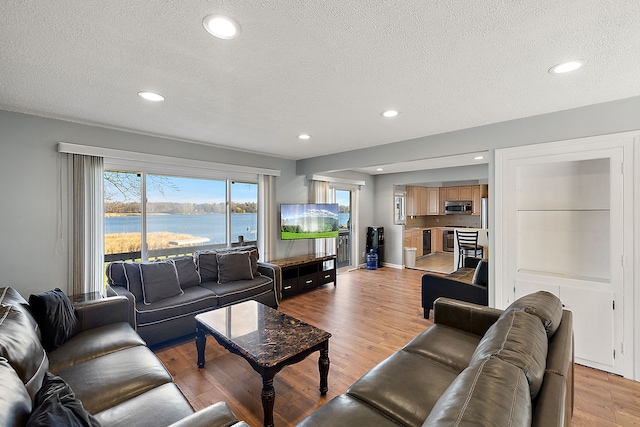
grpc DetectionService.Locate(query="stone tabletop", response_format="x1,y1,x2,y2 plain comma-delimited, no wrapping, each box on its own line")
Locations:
268,253,336,268
195,301,331,368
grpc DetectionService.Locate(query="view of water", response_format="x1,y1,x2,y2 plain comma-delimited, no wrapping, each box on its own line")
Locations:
105,213,351,245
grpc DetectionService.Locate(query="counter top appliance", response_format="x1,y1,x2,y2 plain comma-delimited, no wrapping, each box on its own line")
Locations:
444,200,472,215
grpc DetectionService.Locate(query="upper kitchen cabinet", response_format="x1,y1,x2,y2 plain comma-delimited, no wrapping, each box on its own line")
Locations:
472,185,488,216
407,186,435,216
458,186,473,200
438,185,488,215
426,187,439,215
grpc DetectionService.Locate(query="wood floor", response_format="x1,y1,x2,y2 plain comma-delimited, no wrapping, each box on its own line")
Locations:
154,267,640,427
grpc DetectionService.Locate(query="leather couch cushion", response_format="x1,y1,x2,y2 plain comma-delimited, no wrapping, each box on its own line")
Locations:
135,286,218,326
424,356,532,427
502,290,563,337
28,372,100,427
0,358,32,427
140,260,183,304
200,275,274,307
346,350,458,426
471,310,548,399
402,324,482,373
0,305,49,398
94,383,194,426
55,346,173,414
173,256,202,288
28,288,78,352
48,322,146,372
216,251,254,283
0,287,39,334
295,394,401,427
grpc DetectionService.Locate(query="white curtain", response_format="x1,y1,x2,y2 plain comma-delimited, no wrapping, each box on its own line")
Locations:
310,179,335,256
71,154,104,295
258,174,276,261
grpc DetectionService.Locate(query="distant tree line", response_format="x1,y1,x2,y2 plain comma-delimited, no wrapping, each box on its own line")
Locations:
105,201,257,214
338,205,349,213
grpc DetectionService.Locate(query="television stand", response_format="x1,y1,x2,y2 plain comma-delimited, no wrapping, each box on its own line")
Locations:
269,253,337,299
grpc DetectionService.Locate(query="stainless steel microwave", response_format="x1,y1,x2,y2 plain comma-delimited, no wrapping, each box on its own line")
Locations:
444,200,472,215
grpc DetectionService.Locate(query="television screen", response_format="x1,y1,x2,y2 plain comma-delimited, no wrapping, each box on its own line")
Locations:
280,203,339,240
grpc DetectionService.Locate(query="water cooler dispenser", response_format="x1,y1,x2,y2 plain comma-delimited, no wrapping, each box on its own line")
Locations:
366,226,384,268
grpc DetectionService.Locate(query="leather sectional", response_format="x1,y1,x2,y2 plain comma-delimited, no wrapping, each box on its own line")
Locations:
297,291,574,427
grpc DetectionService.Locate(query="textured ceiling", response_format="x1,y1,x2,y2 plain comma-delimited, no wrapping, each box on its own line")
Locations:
2,1,640,160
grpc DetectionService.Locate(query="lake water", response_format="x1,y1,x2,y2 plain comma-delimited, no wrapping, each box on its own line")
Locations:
105,213,351,244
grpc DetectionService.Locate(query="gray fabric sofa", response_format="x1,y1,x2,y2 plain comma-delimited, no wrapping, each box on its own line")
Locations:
297,291,574,427
421,257,488,319
106,245,279,346
0,286,248,427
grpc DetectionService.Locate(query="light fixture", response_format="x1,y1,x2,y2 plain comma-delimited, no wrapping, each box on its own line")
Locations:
381,110,399,118
298,134,311,140
549,60,585,74
376,168,384,171
137,91,165,102
203,15,240,39
473,156,484,160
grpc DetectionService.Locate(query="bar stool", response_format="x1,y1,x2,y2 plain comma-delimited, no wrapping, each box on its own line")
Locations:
456,230,483,269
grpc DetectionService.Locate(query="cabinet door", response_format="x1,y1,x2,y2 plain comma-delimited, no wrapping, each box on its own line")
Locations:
472,186,481,215
432,228,443,252
444,187,459,201
458,186,472,200
418,187,429,215
406,186,417,216
426,188,439,215
439,188,447,215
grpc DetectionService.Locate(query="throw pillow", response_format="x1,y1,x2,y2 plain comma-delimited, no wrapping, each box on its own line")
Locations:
27,372,101,427
501,291,563,337
28,288,78,352
216,252,254,283
139,259,183,305
105,261,127,288
195,251,218,282
123,262,144,302
173,256,201,288
471,259,488,286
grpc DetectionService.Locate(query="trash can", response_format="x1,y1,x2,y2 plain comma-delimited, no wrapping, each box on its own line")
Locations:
404,247,417,268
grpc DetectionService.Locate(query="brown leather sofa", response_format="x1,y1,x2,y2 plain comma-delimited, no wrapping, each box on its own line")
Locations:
297,291,574,427
0,286,248,427
106,245,279,346
421,257,488,319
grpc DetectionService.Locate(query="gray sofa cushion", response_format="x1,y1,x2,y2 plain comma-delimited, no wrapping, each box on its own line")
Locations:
200,275,274,307
195,251,218,282
135,286,219,326
471,310,548,399
140,260,183,305
216,251,254,283
502,291,563,337
123,262,144,302
424,356,532,427
173,256,201,288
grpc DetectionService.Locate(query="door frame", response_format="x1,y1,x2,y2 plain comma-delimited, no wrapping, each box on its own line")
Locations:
330,184,359,271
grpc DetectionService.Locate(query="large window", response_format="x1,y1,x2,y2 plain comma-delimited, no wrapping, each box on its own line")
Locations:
104,171,258,261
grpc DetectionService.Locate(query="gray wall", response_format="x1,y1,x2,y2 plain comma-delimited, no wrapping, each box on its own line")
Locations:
0,110,300,296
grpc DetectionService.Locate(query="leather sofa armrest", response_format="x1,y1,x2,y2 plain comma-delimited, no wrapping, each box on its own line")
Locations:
421,274,488,319
258,262,281,305
106,285,137,329
167,402,245,427
73,295,132,332
433,297,503,336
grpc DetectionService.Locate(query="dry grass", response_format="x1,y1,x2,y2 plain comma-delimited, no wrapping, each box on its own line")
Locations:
105,232,197,254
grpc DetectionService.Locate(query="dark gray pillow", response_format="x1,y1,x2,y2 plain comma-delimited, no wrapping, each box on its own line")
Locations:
471,259,488,286
139,260,183,305
27,372,100,427
173,256,201,288
123,262,144,301
216,252,254,283
195,251,218,282
28,288,78,352
501,291,563,337
105,262,127,287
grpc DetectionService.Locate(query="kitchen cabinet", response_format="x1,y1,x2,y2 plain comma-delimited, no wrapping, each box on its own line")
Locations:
406,186,431,216
432,228,443,252
426,188,439,215
471,184,488,215
443,187,459,202
403,229,423,257
458,186,472,200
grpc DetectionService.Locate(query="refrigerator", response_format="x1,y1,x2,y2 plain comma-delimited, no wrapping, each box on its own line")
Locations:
366,226,384,268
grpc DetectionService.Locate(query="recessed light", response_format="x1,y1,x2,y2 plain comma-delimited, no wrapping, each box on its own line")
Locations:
381,110,399,118
203,15,240,39
298,134,311,140
549,60,585,74
473,156,484,160
137,91,164,102
376,168,384,171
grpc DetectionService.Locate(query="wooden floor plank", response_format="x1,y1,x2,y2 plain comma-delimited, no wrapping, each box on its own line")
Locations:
154,267,640,427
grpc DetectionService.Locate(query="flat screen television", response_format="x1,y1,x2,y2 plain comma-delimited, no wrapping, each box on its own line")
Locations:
280,203,339,240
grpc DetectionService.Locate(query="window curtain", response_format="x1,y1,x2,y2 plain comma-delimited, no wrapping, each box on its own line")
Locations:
70,154,104,295
310,179,335,256
258,174,276,261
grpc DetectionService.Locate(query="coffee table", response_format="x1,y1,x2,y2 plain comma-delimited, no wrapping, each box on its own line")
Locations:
195,300,331,427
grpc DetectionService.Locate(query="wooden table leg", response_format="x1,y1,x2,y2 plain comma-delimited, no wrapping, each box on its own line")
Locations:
261,374,276,427
318,340,330,395
196,326,206,368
